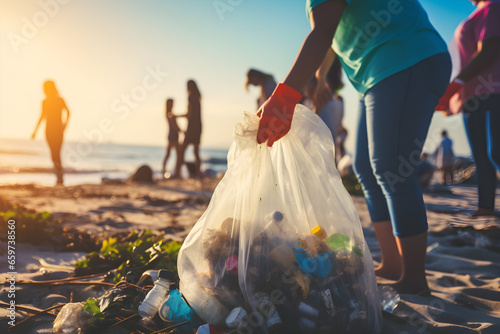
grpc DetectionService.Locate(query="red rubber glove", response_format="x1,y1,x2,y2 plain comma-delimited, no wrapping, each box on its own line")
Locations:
257,83,302,147
435,79,464,113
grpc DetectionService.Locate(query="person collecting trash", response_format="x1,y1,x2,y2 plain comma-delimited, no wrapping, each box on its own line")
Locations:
257,0,451,296
178,1,451,333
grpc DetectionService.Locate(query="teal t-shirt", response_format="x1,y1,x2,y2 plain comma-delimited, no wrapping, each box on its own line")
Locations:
306,0,447,94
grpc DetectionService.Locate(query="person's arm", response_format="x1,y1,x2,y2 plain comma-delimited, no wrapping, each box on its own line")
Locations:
457,36,500,82
31,104,45,139
436,36,500,113
437,4,500,113
283,1,346,92
178,97,194,118
257,0,346,146
314,47,336,111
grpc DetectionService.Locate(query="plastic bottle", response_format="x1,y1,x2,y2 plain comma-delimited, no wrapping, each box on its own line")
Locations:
159,288,197,330
298,302,319,319
196,324,210,334
378,285,400,313
183,286,230,327
196,324,228,334
253,292,282,331
141,269,159,282
298,225,327,251
311,225,327,239
262,211,285,238
138,269,175,318
225,307,247,328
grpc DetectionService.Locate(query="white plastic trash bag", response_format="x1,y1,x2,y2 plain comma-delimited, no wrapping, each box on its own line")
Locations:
178,105,382,333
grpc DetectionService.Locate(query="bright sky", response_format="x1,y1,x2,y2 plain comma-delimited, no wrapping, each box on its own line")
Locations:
1,0,476,155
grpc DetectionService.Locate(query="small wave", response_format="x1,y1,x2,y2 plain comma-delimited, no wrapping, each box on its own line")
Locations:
0,149,40,156
203,157,227,165
0,167,121,174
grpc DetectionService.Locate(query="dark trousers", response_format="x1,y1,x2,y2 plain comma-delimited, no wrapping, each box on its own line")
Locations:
463,94,500,210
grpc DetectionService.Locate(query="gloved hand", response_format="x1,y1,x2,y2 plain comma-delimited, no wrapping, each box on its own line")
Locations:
435,79,464,113
257,83,302,147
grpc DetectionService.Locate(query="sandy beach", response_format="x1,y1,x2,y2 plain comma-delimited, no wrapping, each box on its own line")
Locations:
1,179,499,333
4,0,500,333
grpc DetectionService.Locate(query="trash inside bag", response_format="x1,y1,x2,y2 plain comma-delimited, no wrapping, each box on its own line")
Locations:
178,105,382,333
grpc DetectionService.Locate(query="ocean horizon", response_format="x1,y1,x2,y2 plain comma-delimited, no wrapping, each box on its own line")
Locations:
0,137,229,186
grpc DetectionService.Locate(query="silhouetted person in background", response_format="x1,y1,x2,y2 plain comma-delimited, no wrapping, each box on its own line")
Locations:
174,80,202,179
437,130,454,185
246,69,277,109
337,124,348,162
162,99,181,177
32,80,70,185
303,55,345,162
436,0,500,217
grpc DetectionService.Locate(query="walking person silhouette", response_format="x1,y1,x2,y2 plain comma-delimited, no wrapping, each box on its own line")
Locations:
162,98,182,177
174,80,202,179
32,80,70,185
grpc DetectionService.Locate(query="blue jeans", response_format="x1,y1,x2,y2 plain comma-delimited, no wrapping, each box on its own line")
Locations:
353,53,451,238
463,94,500,210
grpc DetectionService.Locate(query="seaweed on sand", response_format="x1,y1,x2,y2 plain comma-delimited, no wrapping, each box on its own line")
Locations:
0,196,96,251
75,230,182,284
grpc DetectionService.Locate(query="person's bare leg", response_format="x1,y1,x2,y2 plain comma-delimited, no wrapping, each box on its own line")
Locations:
162,144,172,176
50,140,63,185
373,220,402,280
174,142,187,177
193,143,201,179
472,207,498,217
447,167,453,184
392,232,430,295
174,143,181,174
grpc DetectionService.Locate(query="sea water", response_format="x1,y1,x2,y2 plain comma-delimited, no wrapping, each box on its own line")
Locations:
0,137,228,186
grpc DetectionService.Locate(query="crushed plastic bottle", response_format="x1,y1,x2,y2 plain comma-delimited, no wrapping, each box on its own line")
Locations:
159,288,198,330
138,269,175,318
298,301,320,319
53,303,90,334
378,285,400,313
253,291,282,331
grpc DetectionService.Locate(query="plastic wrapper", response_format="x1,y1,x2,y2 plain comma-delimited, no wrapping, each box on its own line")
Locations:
178,105,382,333
53,303,90,334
